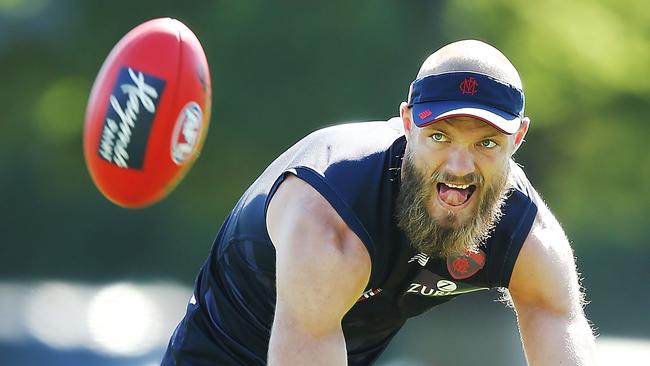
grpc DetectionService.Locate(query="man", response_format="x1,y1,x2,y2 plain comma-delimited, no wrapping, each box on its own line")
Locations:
162,40,597,365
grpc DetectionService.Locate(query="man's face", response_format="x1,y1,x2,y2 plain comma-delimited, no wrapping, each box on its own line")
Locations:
396,115,520,258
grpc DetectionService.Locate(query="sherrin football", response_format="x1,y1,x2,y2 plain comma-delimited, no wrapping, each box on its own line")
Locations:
84,18,211,208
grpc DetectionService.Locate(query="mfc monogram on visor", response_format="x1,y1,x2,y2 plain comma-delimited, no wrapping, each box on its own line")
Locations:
407,71,525,134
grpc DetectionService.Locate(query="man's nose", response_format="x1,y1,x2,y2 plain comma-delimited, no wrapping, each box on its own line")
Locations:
443,147,476,179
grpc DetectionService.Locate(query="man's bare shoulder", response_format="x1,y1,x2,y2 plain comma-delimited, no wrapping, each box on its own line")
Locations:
267,174,366,253
267,174,371,320
508,201,583,314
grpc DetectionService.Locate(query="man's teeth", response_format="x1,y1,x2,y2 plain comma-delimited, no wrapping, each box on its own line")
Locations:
444,183,470,189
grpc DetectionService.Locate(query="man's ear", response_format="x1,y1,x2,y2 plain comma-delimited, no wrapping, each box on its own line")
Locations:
513,117,530,154
400,102,413,140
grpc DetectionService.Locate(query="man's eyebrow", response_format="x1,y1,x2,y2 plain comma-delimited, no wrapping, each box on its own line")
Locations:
423,124,450,133
425,124,504,138
479,132,507,139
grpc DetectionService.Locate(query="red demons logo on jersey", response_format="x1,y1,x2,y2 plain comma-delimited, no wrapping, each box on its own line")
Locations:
459,77,479,96
447,249,486,280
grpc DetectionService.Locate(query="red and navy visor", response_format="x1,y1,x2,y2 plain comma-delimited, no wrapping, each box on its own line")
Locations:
407,71,525,134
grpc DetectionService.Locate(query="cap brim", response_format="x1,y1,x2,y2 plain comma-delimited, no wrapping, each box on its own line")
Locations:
412,101,521,135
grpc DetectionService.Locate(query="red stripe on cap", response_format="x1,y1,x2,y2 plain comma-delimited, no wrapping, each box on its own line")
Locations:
418,109,433,120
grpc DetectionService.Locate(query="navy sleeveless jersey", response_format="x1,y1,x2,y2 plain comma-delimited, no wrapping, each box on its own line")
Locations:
162,119,540,366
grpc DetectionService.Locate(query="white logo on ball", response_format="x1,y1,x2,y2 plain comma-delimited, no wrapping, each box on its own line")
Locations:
171,102,203,165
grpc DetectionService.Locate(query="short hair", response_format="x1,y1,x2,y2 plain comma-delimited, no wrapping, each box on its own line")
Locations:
416,40,523,90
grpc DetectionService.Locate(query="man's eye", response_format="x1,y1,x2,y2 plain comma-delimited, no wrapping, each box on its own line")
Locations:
431,133,446,142
479,139,497,148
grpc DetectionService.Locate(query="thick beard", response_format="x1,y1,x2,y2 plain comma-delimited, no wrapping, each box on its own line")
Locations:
395,155,511,258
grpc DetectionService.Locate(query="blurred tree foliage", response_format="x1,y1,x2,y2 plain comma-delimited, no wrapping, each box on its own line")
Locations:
0,0,648,336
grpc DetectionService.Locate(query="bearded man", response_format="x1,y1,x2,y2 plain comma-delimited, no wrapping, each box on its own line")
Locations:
162,40,597,366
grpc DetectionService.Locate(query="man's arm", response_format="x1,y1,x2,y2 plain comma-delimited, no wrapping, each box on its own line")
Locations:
508,201,598,365
266,174,371,366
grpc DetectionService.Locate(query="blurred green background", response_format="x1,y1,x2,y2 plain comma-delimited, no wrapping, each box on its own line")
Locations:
1,0,649,365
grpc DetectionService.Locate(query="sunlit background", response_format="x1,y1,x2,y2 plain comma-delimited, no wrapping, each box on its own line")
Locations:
1,0,649,365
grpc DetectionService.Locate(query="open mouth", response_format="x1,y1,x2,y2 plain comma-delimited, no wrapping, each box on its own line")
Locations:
436,182,477,207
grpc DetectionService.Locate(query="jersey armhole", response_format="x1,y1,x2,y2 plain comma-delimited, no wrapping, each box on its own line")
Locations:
264,166,377,281
495,162,543,288
498,199,538,288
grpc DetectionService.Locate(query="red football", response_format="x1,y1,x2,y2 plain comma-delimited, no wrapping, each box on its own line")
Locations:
84,18,211,208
